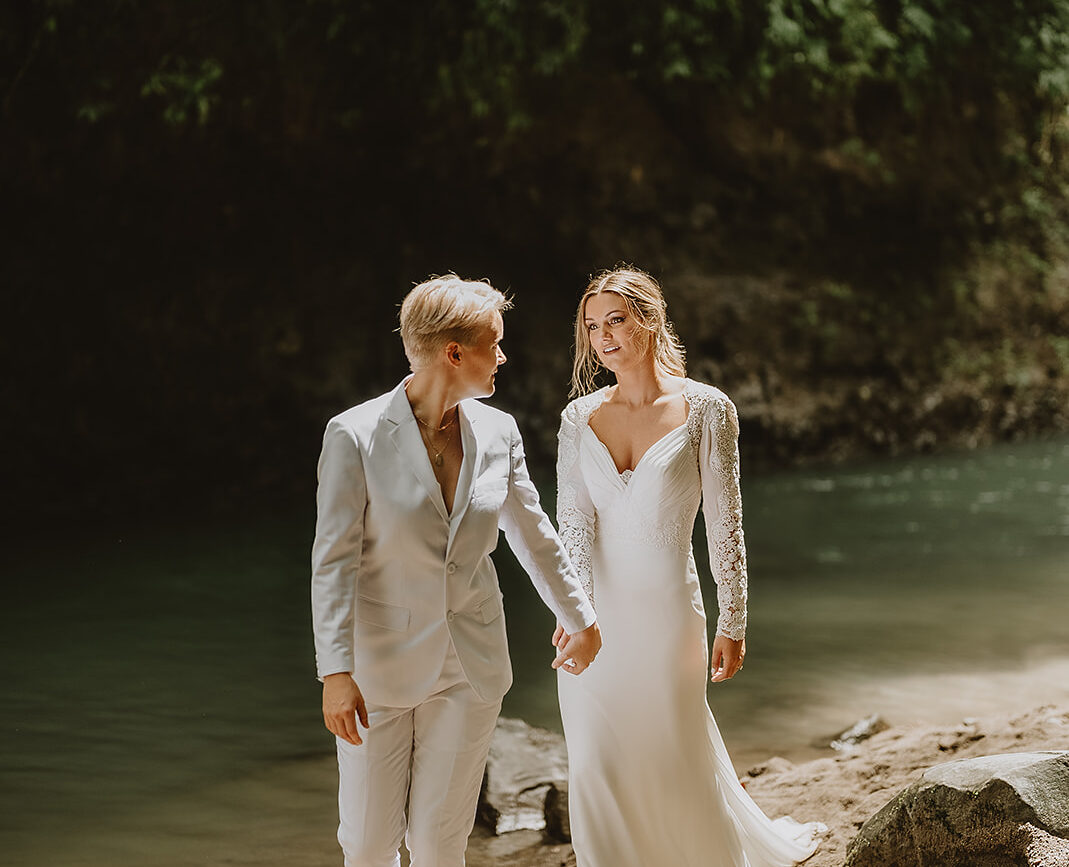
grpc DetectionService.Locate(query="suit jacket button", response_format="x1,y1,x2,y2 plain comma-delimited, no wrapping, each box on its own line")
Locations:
446,562,457,574
446,610,455,621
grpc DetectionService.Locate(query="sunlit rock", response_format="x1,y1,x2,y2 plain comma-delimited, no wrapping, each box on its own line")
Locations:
845,751,1069,866
831,714,890,752
476,717,569,836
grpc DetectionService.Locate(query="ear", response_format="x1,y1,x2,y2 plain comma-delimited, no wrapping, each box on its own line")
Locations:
444,341,464,368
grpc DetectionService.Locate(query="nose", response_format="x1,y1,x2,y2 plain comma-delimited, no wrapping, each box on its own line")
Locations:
497,346,507,364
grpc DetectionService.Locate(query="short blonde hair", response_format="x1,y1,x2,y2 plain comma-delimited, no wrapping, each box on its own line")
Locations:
571,266,686,396
399,274,512,369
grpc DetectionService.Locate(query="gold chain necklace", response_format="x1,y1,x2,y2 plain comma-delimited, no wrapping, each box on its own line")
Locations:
413,407,458,467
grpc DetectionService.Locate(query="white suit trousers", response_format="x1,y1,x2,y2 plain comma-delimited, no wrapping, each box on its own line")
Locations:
336,645,502,867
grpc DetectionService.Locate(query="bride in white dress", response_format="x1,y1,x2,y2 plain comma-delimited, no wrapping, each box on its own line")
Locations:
553,267,825,866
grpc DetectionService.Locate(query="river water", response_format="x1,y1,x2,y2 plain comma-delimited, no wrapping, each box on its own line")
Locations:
2,436,1068,864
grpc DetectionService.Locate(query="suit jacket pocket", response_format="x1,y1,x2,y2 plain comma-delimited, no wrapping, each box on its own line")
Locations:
474,592,504,625
356,596,411,632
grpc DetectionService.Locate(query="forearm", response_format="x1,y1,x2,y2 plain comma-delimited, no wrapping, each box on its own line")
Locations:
504,420,595,632
504,512,595,633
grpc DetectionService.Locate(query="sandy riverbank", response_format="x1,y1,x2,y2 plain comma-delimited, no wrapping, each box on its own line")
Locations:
13,704,1067,866
740,703,1069,867
458,703,1069,867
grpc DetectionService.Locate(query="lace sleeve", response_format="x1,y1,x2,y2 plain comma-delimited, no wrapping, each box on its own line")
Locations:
698,393,748,640
556,407,596,607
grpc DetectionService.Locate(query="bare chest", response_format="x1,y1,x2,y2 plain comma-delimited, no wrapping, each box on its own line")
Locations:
417,425,464,514
588,396,689,474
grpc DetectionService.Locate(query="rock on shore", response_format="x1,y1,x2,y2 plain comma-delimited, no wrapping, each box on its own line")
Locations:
477,717,569,836
845,751,1069,866
741,705,1069,867
464,704,1069,867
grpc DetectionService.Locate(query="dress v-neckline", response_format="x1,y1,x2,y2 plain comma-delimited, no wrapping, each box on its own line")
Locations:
584,385,692,479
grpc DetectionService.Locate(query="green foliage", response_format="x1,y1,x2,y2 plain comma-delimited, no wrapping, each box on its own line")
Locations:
140,56,223,127
4,0,1069,514
12,1,1069,146
756,0,898,96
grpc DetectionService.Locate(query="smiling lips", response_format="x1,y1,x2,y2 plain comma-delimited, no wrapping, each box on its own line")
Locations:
601,345,620,355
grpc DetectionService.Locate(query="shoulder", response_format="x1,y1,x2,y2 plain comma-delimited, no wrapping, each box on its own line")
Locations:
463,398,520,440
684,379,739,434
561,388,610,426
326,391,393,438
463,397,512,426
684,379,735,412
683,377,733,405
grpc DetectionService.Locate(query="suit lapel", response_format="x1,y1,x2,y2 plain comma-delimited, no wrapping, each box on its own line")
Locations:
385,379,449,523
447,401,479,550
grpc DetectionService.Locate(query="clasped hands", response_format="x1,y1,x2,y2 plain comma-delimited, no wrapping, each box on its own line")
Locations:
324,621,605,747
550,621,603,675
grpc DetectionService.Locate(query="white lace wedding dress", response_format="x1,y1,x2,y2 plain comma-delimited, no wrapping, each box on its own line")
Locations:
556,379,825,867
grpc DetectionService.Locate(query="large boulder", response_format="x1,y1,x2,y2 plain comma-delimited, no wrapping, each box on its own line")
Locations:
845,751,1069,867
477,717,569,836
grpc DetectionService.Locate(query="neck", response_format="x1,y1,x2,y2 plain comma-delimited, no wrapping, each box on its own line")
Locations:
404,369,461,428
612,362,677,407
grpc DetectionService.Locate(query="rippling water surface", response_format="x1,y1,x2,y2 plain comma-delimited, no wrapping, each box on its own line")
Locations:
3,436,1068,863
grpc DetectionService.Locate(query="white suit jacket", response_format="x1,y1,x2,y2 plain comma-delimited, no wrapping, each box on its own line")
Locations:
311,379,596,707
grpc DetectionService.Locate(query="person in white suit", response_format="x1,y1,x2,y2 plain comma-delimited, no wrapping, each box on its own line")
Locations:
311,274,602,867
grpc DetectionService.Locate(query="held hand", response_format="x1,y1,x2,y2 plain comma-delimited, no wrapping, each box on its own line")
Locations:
552,621,603,675
322,673,369,745
710,635,745,683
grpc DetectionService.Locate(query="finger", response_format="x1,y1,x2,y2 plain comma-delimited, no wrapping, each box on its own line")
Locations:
355,694,369,729
710,647,724,672
552,648,586,672
713,656,743,682
556,631,573,653
554,652,586,675
323,708,345,742
326,712,359,746
340,710,362,746
552,624,565,647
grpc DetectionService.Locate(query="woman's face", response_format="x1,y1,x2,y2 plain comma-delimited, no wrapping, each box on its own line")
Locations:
457,311,506,399
583,291,649,375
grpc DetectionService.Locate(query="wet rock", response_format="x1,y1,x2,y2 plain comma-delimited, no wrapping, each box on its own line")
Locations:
831,714,891,751
544,782,570,843
845,751,1069,866
744,756,796,779
477,717,569,835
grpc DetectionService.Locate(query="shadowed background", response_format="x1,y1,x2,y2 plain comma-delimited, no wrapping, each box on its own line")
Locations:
4,0,1069,522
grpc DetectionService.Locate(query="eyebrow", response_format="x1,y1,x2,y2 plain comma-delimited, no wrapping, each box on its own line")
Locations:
584,309,626,321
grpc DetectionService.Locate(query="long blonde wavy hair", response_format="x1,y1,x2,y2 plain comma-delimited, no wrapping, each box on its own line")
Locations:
570,266,687,397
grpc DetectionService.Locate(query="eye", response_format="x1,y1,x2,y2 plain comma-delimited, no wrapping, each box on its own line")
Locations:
610,315,625,325
587,323,598,332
